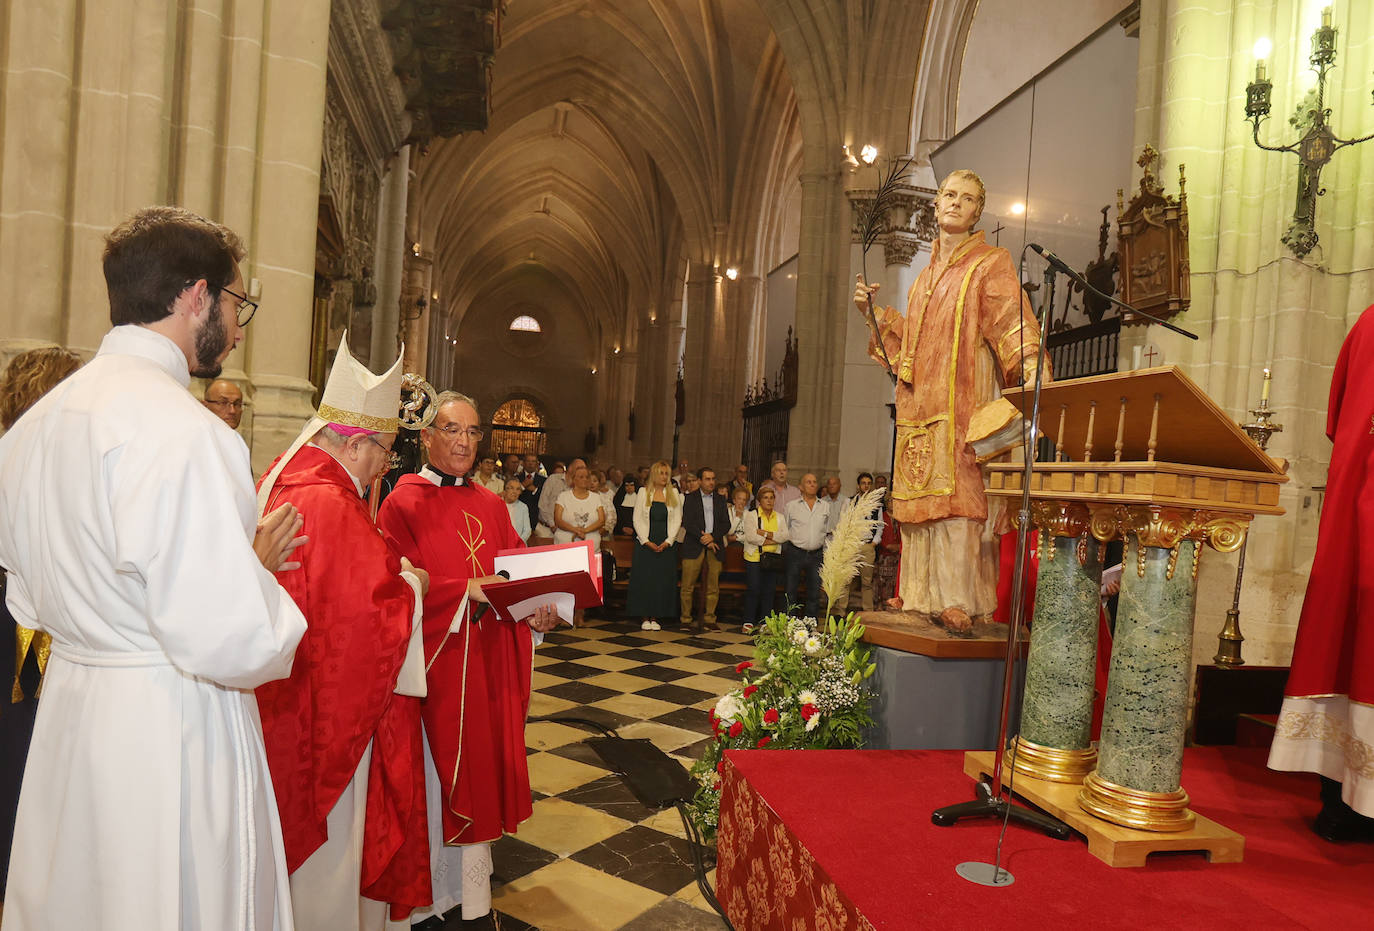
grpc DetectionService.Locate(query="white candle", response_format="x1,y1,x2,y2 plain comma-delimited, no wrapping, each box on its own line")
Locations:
1261,367,1271,403
1132,346,1142,371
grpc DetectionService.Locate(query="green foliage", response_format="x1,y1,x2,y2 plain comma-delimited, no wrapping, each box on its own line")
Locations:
686,611,878,842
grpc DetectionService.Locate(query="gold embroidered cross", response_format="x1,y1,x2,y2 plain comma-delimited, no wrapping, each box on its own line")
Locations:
456,512,488,576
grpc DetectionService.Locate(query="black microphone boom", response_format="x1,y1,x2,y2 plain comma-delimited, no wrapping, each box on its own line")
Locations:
1026,242,1198,342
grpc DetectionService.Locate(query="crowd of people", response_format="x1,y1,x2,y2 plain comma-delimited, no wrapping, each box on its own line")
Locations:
483,451,901,633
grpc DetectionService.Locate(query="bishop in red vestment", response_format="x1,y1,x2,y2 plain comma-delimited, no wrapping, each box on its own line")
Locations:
255,338,433,926
1270,304,1374,838
377,391,560,917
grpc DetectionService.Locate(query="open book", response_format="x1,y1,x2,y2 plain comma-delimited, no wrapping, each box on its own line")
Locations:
481,540,604,626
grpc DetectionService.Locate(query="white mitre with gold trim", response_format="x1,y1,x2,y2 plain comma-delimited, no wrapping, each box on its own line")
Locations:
256,334,404,513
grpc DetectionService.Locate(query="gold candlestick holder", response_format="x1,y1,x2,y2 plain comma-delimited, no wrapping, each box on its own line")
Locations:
1215,370,1283,667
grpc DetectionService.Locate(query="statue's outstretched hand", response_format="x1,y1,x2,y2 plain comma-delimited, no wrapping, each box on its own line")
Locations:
854,275,880,313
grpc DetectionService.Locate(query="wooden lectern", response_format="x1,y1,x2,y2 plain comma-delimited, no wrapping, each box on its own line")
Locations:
983,366,1285,852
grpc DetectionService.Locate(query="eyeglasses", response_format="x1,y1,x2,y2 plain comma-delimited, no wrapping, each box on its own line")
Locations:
432,423,484,442
205,398,244,410
363,434,402,471
221,287,258,327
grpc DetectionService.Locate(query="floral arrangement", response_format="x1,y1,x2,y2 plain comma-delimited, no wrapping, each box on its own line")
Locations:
686,610,877,840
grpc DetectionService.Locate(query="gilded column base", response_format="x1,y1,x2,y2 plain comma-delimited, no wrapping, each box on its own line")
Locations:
1077,770,1195,832
1008,736,1096,784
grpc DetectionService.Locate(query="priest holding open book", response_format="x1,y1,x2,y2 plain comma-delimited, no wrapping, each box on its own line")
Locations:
377,390,561,922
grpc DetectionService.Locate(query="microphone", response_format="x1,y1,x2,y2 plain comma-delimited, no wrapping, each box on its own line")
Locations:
1027,242,1075,277
1025,242,1198,341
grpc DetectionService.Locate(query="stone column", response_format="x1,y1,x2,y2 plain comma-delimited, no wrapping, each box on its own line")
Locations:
245,0,332,476
1011,503,1103,783
1076,505,1246,831
371,146,411,367
787,165,849,476
1081,535,1199,831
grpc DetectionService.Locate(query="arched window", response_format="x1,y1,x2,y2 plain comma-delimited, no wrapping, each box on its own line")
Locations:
509,314,541,333
491,398,547,455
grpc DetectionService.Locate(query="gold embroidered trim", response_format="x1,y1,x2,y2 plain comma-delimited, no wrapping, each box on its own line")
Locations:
1274,707,1374,778
317,403,398,432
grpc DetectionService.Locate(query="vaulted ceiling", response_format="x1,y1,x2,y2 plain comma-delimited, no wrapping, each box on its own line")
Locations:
417,0,802,368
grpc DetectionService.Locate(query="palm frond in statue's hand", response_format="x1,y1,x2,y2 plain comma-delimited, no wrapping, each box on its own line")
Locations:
855,156,917,383
820,488,887,618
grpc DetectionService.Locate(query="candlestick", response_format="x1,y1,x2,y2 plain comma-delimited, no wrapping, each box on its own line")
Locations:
1260,367,1271,403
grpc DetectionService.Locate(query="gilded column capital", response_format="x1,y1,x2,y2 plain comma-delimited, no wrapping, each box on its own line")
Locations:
1030,501,1092,537
1190,511,1249,554
1118,505,1197,549
1088,504,1123,542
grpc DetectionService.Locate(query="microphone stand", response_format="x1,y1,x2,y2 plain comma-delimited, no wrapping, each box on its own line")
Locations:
930,256,1072,844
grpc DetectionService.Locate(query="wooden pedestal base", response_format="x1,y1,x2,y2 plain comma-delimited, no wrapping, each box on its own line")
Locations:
962,750,1245,867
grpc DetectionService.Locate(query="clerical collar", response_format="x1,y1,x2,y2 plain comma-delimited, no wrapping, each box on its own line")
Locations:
420,464,466,487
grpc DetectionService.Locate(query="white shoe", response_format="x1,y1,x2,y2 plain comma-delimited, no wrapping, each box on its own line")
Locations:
641,620,654,630
649,620,662,631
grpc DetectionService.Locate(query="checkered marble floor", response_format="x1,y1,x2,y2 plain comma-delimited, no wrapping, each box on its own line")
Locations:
447,614,752,930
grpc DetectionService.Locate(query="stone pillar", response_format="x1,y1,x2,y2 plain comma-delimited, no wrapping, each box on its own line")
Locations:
787,166,849,476
371,146,411,367
1011,503,1103,783
245,0,332,475
401,252,433,379
679,261,755,470
1081,535,1199,831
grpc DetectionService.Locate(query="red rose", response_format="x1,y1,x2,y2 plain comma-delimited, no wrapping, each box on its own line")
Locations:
801,703,818,721
729,720,744,738
742,684,758,699
763,708,780,725
712,718,721,736
717,760,725,774
757,736,772,748
735,661,754,674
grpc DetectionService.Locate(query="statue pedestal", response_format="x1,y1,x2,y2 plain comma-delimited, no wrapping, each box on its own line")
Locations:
859,612,1017,750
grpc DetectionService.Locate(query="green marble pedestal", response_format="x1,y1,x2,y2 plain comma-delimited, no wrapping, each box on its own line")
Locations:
1079,537,1199,831
1013,532,1102,782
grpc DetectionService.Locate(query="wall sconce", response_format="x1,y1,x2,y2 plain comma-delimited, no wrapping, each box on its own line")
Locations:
724,267,739,281
859,144,878,165
1244,9,1374,257
613,345,621,354
590,366,598,375
842,144,860,168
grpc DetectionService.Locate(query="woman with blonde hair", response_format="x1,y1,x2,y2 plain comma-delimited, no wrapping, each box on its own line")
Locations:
627,459,681,631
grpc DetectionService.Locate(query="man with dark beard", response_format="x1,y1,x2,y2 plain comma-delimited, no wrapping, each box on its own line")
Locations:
0,206,307,930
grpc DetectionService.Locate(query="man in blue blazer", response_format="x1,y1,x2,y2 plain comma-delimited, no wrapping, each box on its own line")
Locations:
679,466,731,631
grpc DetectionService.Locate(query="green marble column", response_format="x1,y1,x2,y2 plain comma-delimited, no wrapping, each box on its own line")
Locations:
1020,534,1103,755
1095,538,1199,794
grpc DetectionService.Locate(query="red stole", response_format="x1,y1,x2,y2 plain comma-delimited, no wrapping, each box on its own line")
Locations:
1286,304,1374,705
377,475,534,846
254,445,430,913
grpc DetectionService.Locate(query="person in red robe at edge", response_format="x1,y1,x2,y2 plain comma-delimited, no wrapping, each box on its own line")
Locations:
254,337,433,929
1269,304,1374,843
377,390,561,924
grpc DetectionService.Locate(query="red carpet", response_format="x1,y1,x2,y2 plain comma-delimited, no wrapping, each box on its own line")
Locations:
718,747,1372,929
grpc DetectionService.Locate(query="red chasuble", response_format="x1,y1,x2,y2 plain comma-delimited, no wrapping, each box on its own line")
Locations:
377,474,534,846
1285,305,1374,706
255,446,430,913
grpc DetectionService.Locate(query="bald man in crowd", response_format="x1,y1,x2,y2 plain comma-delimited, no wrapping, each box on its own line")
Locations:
202,378,244,429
